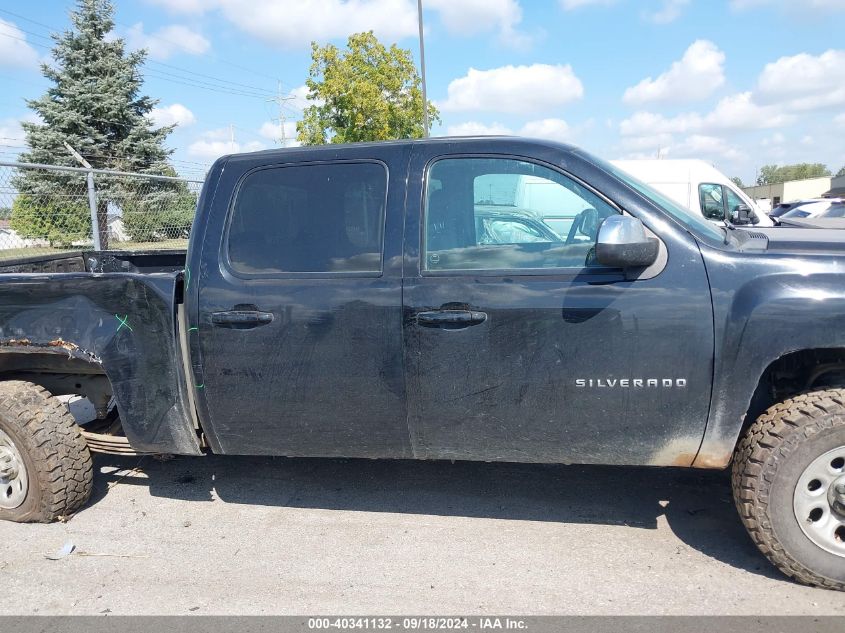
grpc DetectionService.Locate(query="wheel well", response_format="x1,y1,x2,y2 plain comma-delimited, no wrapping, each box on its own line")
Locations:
0,350,113,419
744,348,845,435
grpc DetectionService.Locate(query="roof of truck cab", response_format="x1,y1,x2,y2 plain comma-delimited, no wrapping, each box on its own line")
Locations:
219,136,580,160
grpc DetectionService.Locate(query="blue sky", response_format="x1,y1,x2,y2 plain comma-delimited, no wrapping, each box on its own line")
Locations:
0,0,843,183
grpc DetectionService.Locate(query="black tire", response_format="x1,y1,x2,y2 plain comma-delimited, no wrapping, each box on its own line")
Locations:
732,388,845,590
0,381,93,522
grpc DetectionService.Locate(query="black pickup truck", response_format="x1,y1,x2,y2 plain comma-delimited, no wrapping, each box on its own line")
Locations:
0,137,844,590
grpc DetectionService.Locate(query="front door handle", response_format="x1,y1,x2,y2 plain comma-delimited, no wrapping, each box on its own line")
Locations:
211,306,274,329
417,310,487,329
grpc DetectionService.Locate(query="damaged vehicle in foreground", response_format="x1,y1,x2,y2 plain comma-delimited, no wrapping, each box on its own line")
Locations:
0,137,844,590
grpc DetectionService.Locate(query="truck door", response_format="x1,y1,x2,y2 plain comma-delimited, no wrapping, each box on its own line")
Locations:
194,149,411,457
402,147,715,466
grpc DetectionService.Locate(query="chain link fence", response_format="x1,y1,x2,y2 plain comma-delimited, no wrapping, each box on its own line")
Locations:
0,161,204,260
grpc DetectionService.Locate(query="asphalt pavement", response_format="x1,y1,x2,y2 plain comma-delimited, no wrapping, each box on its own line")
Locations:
2,453,845,615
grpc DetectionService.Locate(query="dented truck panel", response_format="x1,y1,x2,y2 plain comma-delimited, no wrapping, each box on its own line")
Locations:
0,272,201,455
696,248,845,468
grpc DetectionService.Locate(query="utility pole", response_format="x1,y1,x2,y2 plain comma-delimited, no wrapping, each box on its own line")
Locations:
267,81,297,147
417,0,429,138
229,124,236,153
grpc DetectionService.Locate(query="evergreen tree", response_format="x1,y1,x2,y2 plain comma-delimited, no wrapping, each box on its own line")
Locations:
15,0,174,248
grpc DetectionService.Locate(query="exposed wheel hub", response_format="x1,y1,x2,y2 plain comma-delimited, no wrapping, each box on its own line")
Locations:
0,428,27,510
0,446,18,479
832,477,845,517
794,446,845,558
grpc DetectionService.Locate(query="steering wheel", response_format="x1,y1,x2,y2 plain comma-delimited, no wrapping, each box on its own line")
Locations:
565,208,599,245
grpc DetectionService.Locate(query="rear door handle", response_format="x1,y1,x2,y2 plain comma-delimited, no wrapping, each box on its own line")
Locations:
211,307,274,329
417,310,487,329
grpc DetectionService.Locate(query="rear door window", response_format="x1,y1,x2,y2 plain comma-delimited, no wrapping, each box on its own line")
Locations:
227,162,387,275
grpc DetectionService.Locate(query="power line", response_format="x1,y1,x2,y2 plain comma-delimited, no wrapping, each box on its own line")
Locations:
0,7,290,93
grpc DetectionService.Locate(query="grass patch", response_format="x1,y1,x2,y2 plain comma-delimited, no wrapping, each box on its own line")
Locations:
0,239,188,261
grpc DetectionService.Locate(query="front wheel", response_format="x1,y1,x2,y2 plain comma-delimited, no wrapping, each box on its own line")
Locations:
0,381,93,522
732,388,845,590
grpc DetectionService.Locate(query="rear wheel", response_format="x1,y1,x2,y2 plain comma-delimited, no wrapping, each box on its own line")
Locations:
0,381,93,522
732,388,845,590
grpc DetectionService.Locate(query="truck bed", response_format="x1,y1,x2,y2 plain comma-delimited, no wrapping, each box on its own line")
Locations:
0,249,187,275
0,248,200,455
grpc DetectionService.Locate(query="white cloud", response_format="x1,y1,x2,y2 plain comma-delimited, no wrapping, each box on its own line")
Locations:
126,23,210,60
146,0,531,49
187,128,265,161
425,0,529,48
519,118,571,142
445,118,571,142
147,103,196,128
619,111,702,136
731,0,845,11
621,92,793,137
673,134,745,162
0,19,40,69
439,64,584,113
616,133,744,163
646,0,690,23
446,121,514,136
144,0,210,13
258,120,300,146
707,91,793,128
835,113,845,127
287,84,326,110
560,0,617,9
761,132,786,146
618,132,673,152
623,40,725,105
756,49,845,111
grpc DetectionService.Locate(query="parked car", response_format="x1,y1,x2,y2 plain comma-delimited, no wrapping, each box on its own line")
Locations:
778,200,845,229
610,159,774,227
780,199,845,221
769,201,812,219
0,138,844,591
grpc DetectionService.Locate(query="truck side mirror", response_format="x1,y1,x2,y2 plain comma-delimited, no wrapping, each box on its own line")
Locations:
595,215,659,268
732,204,752,225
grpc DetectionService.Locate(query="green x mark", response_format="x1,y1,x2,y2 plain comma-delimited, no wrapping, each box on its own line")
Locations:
115,314,133,333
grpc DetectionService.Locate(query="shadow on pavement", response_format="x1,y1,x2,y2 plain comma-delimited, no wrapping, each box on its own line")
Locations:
90,453,779,582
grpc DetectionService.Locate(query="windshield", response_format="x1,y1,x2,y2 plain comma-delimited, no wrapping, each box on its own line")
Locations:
820,204,845,218
581,152,726,242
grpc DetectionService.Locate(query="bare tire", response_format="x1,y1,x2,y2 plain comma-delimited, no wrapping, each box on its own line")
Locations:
0,381,93,522
732,388,845,590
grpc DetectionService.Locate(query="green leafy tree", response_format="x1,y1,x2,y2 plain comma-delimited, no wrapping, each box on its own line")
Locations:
756,163,832,186
297,31,439,145
836,166,845,178
730,176,745,188
10,195,90,247
122,168,197,242
14,0,175,248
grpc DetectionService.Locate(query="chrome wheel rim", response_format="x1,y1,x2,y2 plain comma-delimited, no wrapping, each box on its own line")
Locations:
793,445,845,558
0,427,27,509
